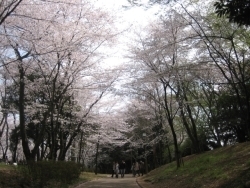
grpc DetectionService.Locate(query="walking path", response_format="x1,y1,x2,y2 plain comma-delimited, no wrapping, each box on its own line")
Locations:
74,174,153,188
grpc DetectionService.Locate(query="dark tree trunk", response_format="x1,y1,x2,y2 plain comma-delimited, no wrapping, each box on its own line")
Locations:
18,62,35,162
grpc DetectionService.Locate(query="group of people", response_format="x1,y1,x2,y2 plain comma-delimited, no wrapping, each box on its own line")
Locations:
111,160,126,178
111,160,145,178
131,161,145,177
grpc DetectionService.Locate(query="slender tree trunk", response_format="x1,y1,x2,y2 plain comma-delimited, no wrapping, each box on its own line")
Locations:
168,119,180,168
163,83,180,168
95,140,99,175
4,118,9,160
153,144,157,168
78,131,84,163
166,142,172,163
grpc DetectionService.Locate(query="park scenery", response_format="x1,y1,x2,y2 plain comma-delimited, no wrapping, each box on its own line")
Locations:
0,0,250,187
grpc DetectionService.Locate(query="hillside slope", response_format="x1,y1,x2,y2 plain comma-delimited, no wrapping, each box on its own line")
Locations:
138,142,250,188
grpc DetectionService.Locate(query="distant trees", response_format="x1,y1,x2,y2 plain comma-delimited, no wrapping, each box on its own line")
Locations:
123,101,171,169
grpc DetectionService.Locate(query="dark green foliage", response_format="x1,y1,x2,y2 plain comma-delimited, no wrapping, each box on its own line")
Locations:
213,92,248,143
180,138,193,157
17,161,81,188
180,135,210,158
214,0,250,26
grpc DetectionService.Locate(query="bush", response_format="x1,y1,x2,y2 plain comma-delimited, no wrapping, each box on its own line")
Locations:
18,160,81,188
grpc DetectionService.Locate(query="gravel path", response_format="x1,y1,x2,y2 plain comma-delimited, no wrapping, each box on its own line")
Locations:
74,174,142,188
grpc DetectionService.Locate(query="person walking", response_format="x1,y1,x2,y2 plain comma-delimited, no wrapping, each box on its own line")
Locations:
134,161,140,177
131,162,136,177
120,160,126,178
115,161,119,178
111,161,116,177
140,160,145,176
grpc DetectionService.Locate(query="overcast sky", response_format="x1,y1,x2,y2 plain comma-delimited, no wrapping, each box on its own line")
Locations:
92,0,161,113
94,0,160,67
97,0,160,28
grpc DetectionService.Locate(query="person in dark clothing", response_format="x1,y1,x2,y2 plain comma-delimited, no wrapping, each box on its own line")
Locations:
131,162,136,177
135,161,140,177
111,161,116,177
140,161,145,176
120,160,126,178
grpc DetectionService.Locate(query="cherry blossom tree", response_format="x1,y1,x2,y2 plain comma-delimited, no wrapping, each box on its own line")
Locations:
127,11,191,167
0,0,23,25
0,0,118,162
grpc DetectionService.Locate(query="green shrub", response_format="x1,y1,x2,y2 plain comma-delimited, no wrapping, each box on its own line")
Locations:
18,160,81,188
247,159,250,166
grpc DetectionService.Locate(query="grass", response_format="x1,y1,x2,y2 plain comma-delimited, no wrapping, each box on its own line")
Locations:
70,172,107,187
0,164,21,188
0,163,106,188
140,141,250,188
0,163,16,170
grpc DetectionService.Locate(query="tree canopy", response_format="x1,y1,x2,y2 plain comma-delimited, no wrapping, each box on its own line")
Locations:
214,0,250,26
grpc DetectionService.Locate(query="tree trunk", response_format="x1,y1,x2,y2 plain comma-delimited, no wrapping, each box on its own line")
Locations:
78,131,84,163
19,64,35,162
95,141,99,175
166,142,172,163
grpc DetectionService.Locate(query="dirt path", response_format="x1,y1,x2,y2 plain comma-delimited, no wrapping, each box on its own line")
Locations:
74,175,142,188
